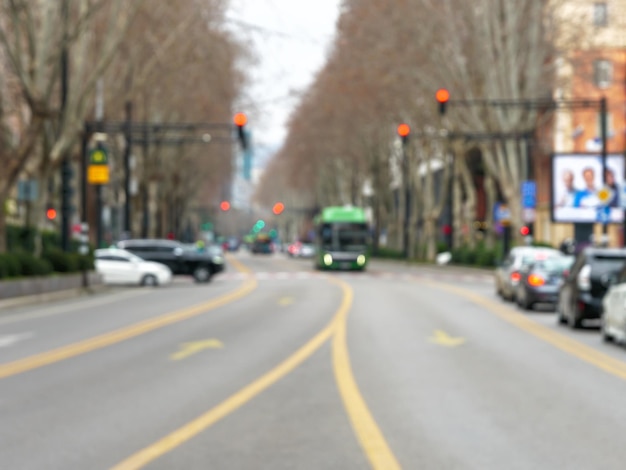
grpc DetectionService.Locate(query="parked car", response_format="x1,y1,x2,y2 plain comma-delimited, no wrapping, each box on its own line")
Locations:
601,264,626,343
515,255,575,311
116,239,224,283
557,247,626,328
495,246,562,301
95,248,172,287
298,243,316,258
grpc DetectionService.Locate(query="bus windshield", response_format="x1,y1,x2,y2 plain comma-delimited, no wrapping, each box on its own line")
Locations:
320,222,368,252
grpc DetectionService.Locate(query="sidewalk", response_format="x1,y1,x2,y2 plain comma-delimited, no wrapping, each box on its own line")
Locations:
0,284,109,311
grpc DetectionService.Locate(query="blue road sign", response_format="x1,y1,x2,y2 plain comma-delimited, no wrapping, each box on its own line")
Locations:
521,181,536,209
596,206,611,223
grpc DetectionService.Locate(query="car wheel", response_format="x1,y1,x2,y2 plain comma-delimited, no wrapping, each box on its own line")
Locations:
601,318,612,342
193,266,212,283
142,274,158,287
557,303,567,324
518,290,532,311
569,303,583,329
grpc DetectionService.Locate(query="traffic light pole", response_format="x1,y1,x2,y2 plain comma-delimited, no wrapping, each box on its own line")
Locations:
123,100,133,236
438,93,612,249
81,115,248,246
401,140,410,259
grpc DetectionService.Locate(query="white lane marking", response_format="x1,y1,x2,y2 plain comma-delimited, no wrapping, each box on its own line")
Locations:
0,290,150,327
0,332,34,348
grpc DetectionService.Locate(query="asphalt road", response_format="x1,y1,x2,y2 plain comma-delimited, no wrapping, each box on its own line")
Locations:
2,251,626,469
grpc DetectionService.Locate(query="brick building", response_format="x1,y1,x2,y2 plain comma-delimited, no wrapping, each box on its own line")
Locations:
534,0,626,246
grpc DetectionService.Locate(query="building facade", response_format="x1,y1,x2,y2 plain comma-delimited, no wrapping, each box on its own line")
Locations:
535,0,626,246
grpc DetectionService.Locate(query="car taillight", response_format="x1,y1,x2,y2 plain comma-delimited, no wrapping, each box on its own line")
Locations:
511,272,521,282
528,274,545,287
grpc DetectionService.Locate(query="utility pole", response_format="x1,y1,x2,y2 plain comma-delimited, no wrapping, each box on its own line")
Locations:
60,0,71,252
123,100,133,235
397,123,411,259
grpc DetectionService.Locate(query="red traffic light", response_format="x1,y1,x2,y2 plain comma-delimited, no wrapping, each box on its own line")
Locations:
397,123,411,138
220,201,231,211
520,226,530,236
435,88,450,103
272,202,285,215
46,208,57,220
233,112,247,127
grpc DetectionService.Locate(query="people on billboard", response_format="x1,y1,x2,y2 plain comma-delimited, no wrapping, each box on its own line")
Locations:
605,168,619,207
556,169,577,207
573,167,599,208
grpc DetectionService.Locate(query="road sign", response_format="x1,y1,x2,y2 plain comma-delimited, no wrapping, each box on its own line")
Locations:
597,206,611,223
521,181,536,208
494,203,511,225
597,186,613,206
523,208,536,223
90,147,108,164
88,146,109,184
88,165,110,184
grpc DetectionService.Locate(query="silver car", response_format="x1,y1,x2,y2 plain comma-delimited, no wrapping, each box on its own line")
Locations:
495,247,562,301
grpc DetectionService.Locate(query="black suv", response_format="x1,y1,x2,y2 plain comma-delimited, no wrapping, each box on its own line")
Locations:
116,239,225,283
557,247,626,328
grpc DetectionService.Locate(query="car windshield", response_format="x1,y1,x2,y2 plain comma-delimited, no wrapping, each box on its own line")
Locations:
521,250,561,266
591,255,626,272
535,256,574,274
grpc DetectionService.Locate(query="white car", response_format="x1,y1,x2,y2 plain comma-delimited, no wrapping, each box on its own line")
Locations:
95,248,172,287
602,265,626,344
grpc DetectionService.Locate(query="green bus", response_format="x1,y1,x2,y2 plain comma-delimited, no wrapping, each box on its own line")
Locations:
314,206,370,271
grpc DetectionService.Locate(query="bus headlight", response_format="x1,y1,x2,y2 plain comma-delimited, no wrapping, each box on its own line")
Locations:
323,254,333,266
356,254,366,266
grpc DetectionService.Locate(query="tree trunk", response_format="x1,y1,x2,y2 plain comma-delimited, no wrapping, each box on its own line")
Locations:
484,174,497,250
0,200,7,253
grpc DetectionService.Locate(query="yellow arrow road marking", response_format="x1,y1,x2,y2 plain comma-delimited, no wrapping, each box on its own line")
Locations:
0,263,256,379
426,280,626,381
170,339,223,361
278,297,294,306
429,329,465,347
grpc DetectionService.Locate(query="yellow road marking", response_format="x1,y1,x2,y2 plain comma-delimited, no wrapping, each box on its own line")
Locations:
278,296,294,306
429,329,465,347
427,281,626,381
330,278,402,470
225,254,252,274
111,300,340,469
170,339,223,361
112,276,400,470
0,279,257,380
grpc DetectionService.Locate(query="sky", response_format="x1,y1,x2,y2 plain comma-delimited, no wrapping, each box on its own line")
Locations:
226,0,342,163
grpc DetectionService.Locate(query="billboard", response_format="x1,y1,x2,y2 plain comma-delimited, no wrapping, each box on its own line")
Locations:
552,153,624,223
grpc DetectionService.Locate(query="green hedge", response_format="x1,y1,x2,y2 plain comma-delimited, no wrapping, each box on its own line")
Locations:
1,226,94,280
451,243,497,267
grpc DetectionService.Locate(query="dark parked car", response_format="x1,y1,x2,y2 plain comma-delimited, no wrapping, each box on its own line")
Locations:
116,239,225,283
557,247,626,328
515,255,575,311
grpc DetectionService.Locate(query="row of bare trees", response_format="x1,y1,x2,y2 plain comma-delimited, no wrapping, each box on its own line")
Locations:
256,0,587,260
0,0,250,252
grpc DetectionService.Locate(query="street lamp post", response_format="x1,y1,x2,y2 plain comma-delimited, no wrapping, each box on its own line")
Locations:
397,123,411,259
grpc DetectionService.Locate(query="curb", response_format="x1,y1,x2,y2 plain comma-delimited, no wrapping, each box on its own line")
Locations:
371,258,494,275
0,284,110,311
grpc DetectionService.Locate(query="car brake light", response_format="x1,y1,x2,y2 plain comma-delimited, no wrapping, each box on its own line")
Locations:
528,274,545,287
511,272,521,282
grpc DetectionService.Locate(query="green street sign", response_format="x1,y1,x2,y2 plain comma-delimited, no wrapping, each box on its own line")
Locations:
90,147,108,165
